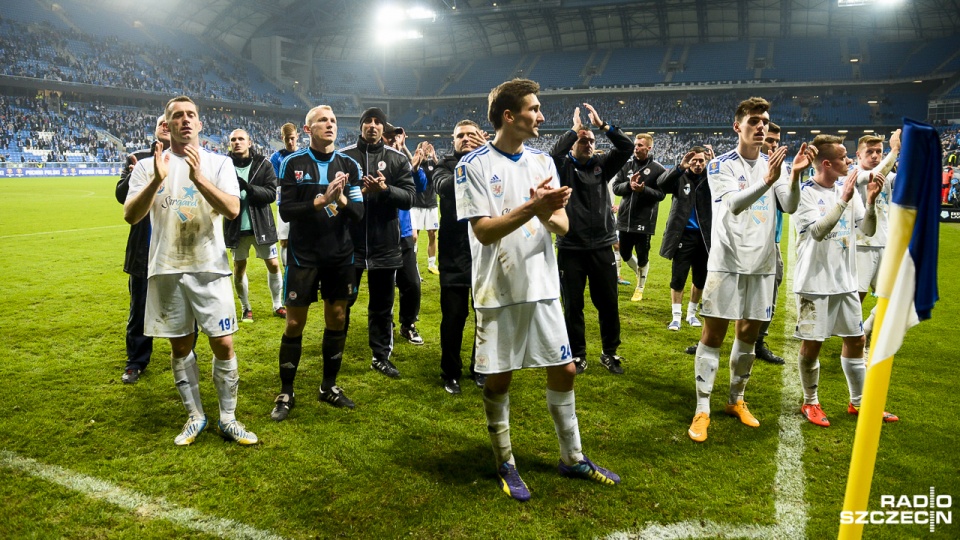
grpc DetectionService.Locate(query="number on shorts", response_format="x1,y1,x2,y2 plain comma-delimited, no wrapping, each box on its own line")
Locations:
219,318,232,331
560,345,571,360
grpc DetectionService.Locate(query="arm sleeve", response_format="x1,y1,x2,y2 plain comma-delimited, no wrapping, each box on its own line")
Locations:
725,180,772,215
277,162,316,221
772,175,800,213
244,162,279,205
375,158,415,210
599,127,634,181
455,161,491,221
550,130,577,162
806,200,848,241
611,163,632,196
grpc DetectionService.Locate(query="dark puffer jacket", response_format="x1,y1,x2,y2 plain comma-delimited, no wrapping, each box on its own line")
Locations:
657,165,712,259
224,152,279,247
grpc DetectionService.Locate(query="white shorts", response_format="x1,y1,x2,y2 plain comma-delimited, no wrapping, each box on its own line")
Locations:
145,273,237,338
794,292,863,341
700,271,774,321
277,217,289,241
856,247,882,293
232,235,278,262
474,299,571,374
410,207,439,231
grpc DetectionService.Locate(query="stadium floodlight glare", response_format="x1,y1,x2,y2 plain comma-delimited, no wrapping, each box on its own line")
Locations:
406,7,437,20
811,130,821,134
838,130,849,134
867,100,878,104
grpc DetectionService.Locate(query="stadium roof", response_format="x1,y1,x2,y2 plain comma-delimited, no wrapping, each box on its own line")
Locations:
102,0,960,64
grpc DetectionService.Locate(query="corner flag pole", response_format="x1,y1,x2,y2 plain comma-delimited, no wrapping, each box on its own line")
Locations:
838,118,941,540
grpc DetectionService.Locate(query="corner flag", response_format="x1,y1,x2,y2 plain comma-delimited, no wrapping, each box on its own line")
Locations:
839,118,941,539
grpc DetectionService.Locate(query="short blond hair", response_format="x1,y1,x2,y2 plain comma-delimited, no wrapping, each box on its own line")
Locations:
280,122,297,138
635,133,653,145
305,105,334,126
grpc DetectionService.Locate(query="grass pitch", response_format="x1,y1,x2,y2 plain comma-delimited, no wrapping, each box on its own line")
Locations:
0,176,956,539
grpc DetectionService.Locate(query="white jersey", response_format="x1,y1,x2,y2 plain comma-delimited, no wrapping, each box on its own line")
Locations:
707,150,786,275
793,178,865,295
853,166,893,248
128,147,239,277
455,142,562,309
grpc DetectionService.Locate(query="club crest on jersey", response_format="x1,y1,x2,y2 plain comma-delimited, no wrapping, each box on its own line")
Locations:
594,165,602,176
455,165,467,184
683,184,691,195
818,198,827,216
708,161,720,175
378,161,386,171
738,175,747,190
294,170,303,183
643,168,651,175
490,174,503,197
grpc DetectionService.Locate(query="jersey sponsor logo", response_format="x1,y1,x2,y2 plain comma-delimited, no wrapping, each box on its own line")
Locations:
490,174,503,197
324,202,339,217
160,185,200,222
708,161,720,175
455,165,467,184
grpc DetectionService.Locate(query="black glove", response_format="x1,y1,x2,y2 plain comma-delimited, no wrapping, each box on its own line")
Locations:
237,176,248,191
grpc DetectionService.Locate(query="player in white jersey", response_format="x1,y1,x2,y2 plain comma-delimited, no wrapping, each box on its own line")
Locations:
688,97,800,443
456,78,619,501
125,96,258,446
792,134,898,426
852,130,901,337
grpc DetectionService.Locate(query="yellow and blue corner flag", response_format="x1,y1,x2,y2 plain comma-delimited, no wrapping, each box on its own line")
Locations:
839,117,941,540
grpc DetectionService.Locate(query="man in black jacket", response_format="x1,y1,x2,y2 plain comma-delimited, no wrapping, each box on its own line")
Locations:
115,114,169,384
342,107,416,379
224,129,284,323
612,134,666,303
430,119,487,394
551,103,633,375
657,146,713,335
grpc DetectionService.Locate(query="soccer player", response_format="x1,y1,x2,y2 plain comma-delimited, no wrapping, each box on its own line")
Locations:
115,114,169,384
383,124,427,346
270,105,365,419
612,134,666,303
550,102,634,375
456,78,620,501
124,96,258,446
688,97,797,443
853,130,901,337
656,146,712,334
433,120,487,394
342,108,416,379
270,122,299,266
792,134,898,426
224,128,285,323
754,122,788,364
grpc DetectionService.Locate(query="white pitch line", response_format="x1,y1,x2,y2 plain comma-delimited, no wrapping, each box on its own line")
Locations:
0,224,126,240
0,450,286,540
611,226,807,540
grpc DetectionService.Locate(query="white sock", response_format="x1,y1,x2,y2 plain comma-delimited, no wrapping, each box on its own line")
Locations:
637,263,650,290
237,274,250,311
614,250,622,275
671,303,682,322
625,256,639,276
172,351,204,418
728,338,756,404
687,302,698,319
482,390,513,466
695,343,721,415
213,356,239,423
798,353,820,405
280,246,288,267
546,388,584,466
268,271,283,310
428,256,436,268
841,356,866,407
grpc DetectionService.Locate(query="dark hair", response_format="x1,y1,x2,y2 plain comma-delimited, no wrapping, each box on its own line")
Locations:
734,96,770,122
768,122,781,134
811,134,846,170
164,95,197,121
488,78,540,131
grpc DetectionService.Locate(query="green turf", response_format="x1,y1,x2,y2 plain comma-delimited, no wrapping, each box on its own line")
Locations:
0,176,956,539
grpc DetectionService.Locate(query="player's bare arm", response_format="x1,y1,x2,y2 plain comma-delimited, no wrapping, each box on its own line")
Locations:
182,145,240,219
469,178,571,245
123,142,167,224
